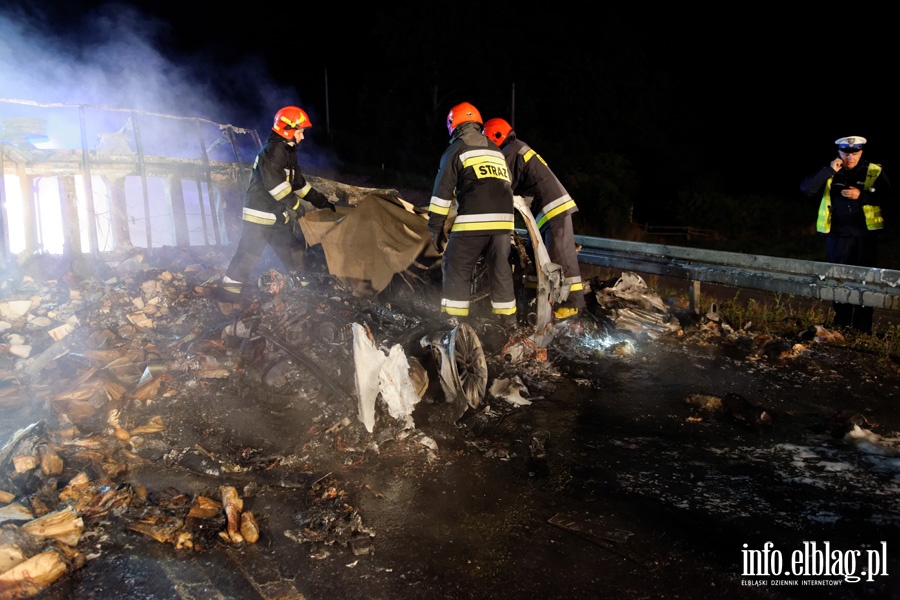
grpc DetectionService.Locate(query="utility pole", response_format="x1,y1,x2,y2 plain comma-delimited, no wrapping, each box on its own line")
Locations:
511,82,516,128
324,68,331,141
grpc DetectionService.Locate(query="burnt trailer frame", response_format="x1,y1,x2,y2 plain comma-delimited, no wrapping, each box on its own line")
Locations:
0,98,258,264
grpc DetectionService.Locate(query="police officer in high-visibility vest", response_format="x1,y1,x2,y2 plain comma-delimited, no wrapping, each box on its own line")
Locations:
800,136,893,333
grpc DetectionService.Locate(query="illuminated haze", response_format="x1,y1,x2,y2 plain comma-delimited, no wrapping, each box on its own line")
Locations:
0,1,341,255
0,2,310,136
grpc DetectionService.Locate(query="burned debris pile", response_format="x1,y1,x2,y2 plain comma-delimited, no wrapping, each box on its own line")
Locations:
0,195,857,596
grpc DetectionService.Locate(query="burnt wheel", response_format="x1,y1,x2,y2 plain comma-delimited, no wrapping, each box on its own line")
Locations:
448,322,487,411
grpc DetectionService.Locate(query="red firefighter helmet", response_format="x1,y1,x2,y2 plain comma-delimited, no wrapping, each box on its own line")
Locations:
272,106,312,139
446,102,482,135
483,118,512,147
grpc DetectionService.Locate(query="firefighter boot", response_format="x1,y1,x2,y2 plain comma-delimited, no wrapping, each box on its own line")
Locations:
216,276,245,304
553,307,579,321
499,313,518,333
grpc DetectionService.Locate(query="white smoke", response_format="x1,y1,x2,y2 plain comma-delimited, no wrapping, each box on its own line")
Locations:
0,1,330,255
0,2,298,128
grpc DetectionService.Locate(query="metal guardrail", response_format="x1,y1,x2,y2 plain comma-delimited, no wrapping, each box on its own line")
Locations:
628,223,719,241
564,234,900,312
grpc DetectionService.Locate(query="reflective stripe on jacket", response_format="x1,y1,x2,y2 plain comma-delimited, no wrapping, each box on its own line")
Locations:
428,122,515,237
499,132,577,230
242,130,309,226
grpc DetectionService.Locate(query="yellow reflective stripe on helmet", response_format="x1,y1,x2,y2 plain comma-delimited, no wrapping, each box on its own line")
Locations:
280,114,307,128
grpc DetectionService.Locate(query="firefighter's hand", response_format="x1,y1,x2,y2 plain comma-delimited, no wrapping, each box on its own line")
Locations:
430,229,447,253
305,188,331,210
285,203,306,224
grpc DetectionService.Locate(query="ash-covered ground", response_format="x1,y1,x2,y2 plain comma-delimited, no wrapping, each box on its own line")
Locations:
1,247,899,600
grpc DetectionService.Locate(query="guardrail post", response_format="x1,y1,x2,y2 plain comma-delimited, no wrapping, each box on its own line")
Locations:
690,280,701,314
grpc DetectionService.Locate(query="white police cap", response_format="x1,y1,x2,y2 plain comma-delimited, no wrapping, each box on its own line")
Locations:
835,136,867,150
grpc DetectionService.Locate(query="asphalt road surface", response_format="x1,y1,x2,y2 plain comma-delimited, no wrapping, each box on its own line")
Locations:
1,256,898,600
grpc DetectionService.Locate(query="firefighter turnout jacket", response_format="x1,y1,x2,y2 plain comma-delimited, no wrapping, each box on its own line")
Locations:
242,130,327,226
428,121,516,318
499,131,578,229
223,130,332,295
429,122,515,236
497,130,585,309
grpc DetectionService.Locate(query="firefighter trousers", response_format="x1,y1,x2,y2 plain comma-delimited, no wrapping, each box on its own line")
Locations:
542,215,585,309
441,232,516,318
225,220,305,286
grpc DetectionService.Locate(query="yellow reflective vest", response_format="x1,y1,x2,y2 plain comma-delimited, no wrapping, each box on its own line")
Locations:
817,163,884,233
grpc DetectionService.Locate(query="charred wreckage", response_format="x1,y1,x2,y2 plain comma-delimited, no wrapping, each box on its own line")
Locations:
0,165,697,596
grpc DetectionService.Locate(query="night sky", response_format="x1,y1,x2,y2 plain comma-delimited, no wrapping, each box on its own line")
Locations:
2,1,897,230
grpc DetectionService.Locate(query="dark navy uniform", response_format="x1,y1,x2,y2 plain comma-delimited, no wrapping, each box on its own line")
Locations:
801,138,892,332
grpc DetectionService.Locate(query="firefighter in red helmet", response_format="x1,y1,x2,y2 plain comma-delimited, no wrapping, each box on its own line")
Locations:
220,105,335,301
428,102,517,327
484,117,585,320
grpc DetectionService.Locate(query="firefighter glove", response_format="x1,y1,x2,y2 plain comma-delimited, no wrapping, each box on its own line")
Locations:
430,229,447,253
285,207,302,223
305,188,332,210
285,197,306,222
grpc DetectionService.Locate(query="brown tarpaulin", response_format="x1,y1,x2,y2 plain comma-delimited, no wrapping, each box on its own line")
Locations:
299,193,443,294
